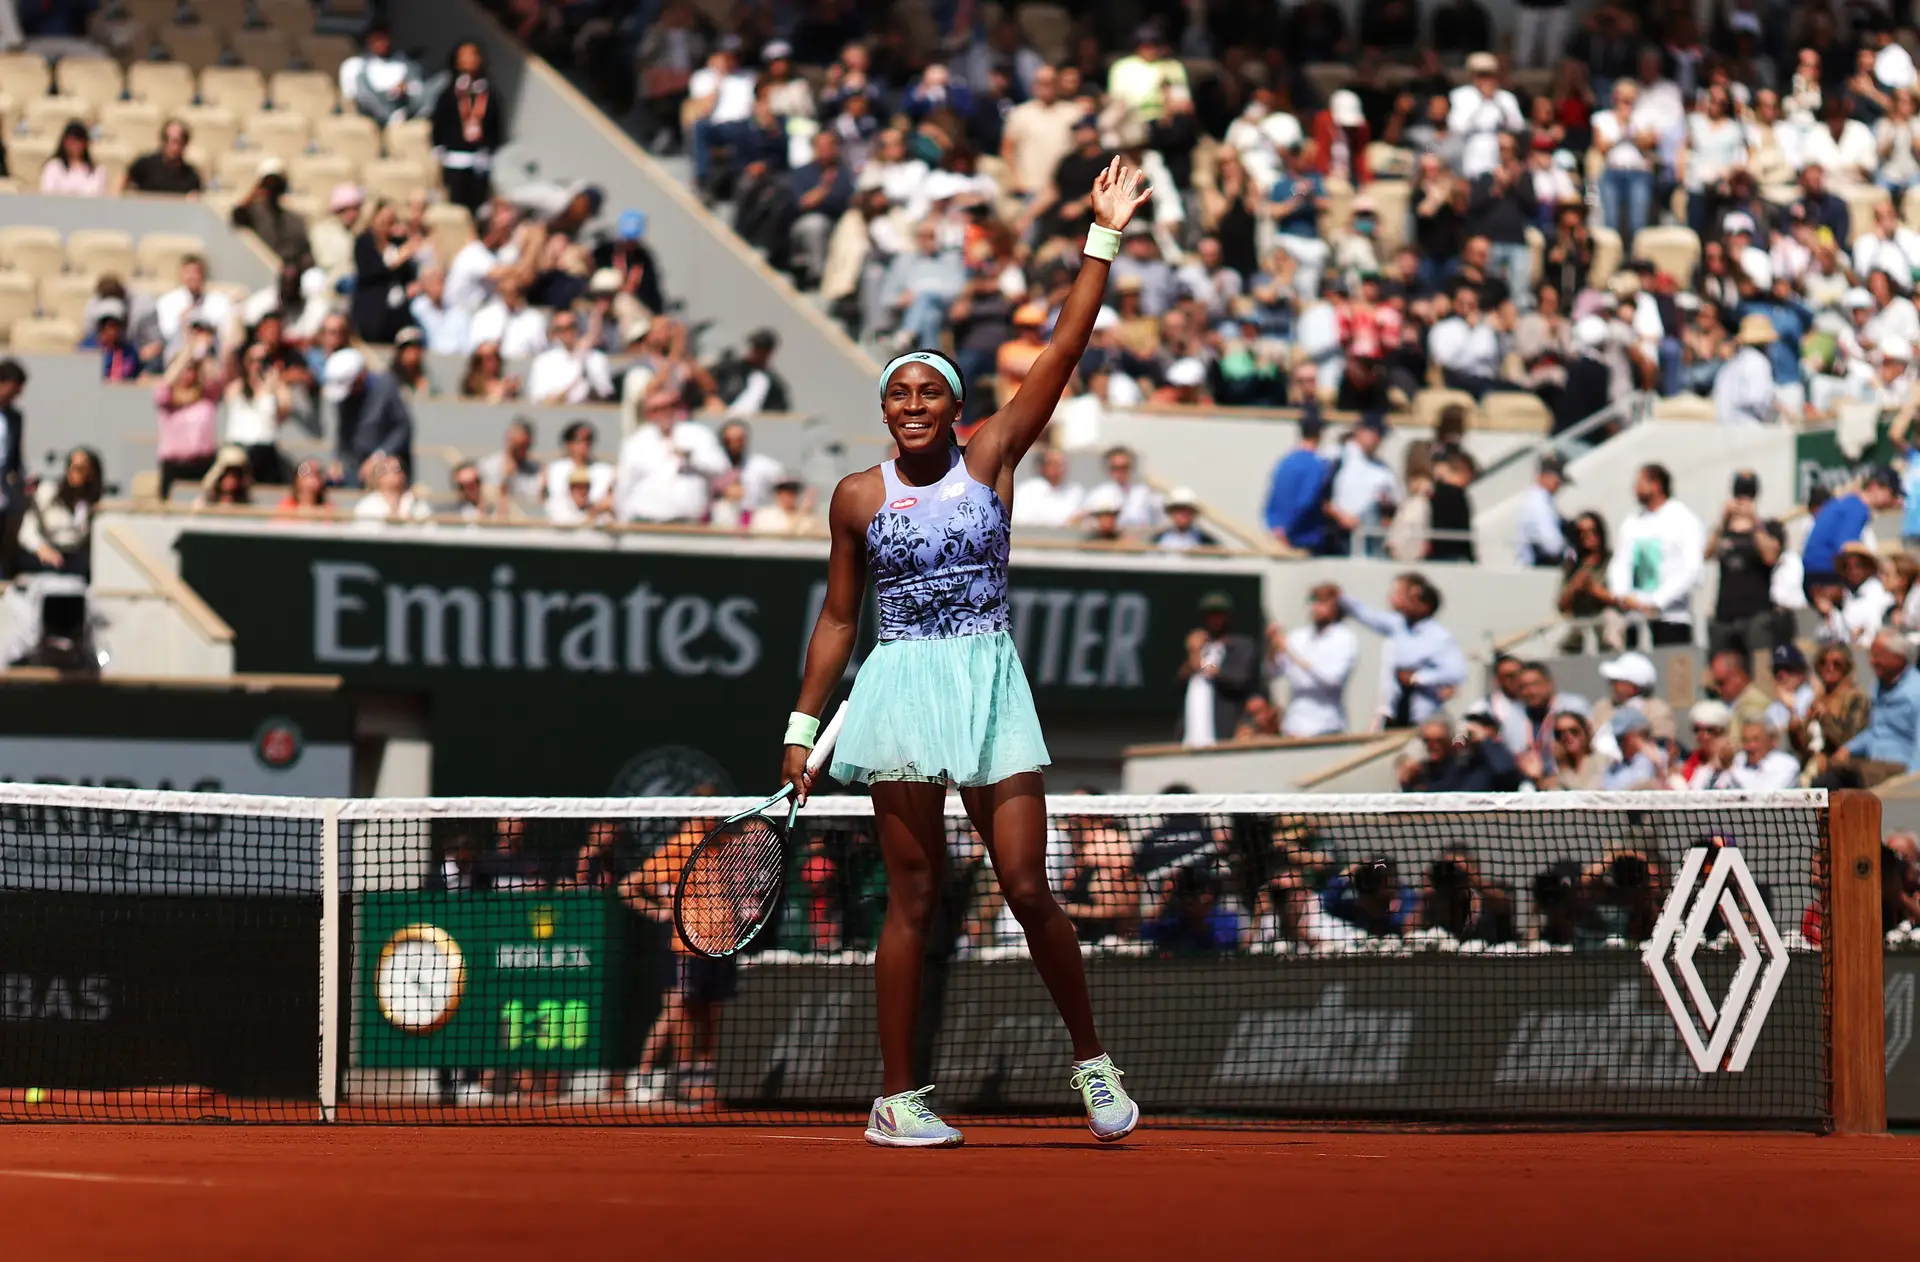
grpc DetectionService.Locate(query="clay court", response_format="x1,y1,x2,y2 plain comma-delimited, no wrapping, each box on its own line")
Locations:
0,1125,1911,1260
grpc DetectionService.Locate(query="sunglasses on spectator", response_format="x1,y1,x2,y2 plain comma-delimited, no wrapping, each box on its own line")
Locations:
1553,725,1584,738
1694,724,1725,733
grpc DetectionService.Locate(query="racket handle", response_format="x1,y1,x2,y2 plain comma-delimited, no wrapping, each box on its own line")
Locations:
804,703,846,775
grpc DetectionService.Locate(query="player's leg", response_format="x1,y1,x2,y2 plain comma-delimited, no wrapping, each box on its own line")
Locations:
865,777,964,1147
627,967,684,1103
963,771,1139,1141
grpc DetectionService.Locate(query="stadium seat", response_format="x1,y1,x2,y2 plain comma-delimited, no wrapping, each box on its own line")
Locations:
37,273,97,325
1589,225,1624,289
290,151,354,197
199,66,266,115
176,103,239,157
120,0,177,22
93,138,134,188
1303,63,1354,100
1410,388,1479,429
314,112,378,166
1014,2,1073,63
298,34,355,80
86,9,152,60
1632,225,1702,288
0,52,50,104
232,28,293,76
271,70,337,124
259,0,317,37
1367,179,1412,256
1841,185,1891,245
8,131,54,178
10,315,80,353
362,157,432,202
1905,186,1920,232
0,273,39,342
1652,394,1717,422
126,60,196,117
215,147,274,191
136,232,207,279
245,109,311,164
425,201,476,257
194,0,249,37
158,24,222,72
98,98,163,149
0,227,65,281
67,229,137,279
53,56,124,112
386,117,433,164
22,94,94,135
1479,391,1553,431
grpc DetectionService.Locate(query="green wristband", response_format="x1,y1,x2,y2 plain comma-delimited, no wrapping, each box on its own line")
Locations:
784,711,820,749
1085,223,1122,262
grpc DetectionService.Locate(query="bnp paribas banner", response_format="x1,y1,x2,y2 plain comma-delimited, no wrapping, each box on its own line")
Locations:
175,532,1263,796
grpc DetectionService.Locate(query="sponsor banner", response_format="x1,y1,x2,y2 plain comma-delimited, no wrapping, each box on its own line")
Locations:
176,532,1262,795
354,892,625,1071
1884,954,1920,1122
0,891,318,1098
720,952,1827,1123
1794,421,1897,503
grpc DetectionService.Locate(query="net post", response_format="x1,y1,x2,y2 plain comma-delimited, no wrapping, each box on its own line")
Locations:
1827,789,1886,1136
319,800,341,1123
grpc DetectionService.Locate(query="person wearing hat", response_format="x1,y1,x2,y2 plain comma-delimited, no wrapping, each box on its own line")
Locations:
589,209,664,319
1817,540,1897,646
323,347,414,486
1181,591,1261,749
1151,357,1214,406
1765,643,1817,734
194,444,254,510
310,183,367,291
1448,52,1523,181
1516,453,1573,567
1312,91,1372,185
1589,651,1676,759
83,300,139,382
1600,707,1665,790
1712,313,1782,426
1153,487,1220,552
992,300,1051,403
1081,482,1127,542
746,473,818,537
1801,464,1902,588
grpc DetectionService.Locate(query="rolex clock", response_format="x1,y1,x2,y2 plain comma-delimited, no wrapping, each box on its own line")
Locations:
374,924,466,1034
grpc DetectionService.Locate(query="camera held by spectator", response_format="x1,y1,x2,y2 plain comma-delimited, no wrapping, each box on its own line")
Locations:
1421,847,1516,944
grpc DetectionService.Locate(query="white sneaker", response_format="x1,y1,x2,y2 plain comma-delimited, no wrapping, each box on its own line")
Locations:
864,1086,964,1148
451,1082,492,1108
625,1070,670,1105
1071,1055,1139,1142
564,1072,611,1104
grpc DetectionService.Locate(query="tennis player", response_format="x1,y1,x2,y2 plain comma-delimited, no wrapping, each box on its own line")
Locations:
782,158,1151,1148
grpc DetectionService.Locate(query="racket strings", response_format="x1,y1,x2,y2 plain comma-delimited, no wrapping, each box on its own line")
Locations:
678,816,788,955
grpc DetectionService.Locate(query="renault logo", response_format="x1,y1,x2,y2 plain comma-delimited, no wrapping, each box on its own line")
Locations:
1642,845,1790,1073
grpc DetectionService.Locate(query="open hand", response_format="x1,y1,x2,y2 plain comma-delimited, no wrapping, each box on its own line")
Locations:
1089,157,1152,233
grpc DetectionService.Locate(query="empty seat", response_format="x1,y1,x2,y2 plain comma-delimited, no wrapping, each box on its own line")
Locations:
362,157,432,202
0,226,65,281
0,273,37,342
424,201,476,257
385,116,432,164
214,146,274,191
136,232,207,280
22,94,94,135
314,111,377,166
53,56,124,111
98,98,164,148
7,132,55,180
259,0,316,37
297,34,355,79
158,24,223,72
231,28,293,76
1842,185,1892,245
176,103,239,156
1632,225,1703,289
92,138,134,188
11,316,82,352
199,65,266,114
1479,391,1553,432
0,52,50,104
1652,394,1718,422
126,60,196,116
67,228,137,278
195,0,249,36
271,69,336,123
244,109,310,163
290,151,354,197
1409,388,1479,430
38,272,98,325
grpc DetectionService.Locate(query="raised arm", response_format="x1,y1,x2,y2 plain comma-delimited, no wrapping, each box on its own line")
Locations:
968,158,1151,478
781,472,874,800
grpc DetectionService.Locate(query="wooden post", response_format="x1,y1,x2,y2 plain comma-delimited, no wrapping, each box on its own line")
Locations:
1828,789,1887,1135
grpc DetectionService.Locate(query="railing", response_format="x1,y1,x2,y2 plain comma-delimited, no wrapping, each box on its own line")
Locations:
1469,392,1654,489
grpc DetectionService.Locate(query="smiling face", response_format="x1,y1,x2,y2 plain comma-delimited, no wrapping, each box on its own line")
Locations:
881,359,959,452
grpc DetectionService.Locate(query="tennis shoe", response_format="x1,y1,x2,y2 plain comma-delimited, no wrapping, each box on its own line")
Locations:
1071,1055,1138,1142
864,1086,964,1148
625,1070,670,1105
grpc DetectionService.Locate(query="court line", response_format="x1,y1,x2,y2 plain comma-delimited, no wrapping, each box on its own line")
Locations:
0,1168,216,1188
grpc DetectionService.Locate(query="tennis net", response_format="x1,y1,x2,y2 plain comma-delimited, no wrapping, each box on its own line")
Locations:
0,785,1884,1130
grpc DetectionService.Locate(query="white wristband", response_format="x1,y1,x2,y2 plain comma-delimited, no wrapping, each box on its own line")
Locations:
1085,223,1122,262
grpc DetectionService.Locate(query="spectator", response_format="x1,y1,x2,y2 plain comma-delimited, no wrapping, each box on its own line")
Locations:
1602,708,1664,789
0,359,27,540
353,453,430,523
1544,712,1608,790
220,339,300,485
341,21,429,125
1800,644,1872,771
194,444,253,510
687,38,758,196
83,302,141,381
276,459,335,521
1605,463,1705,648
1154,488,1220,551
1178,591,1261,749
17,446,100,579
322,348,413,485
40,119,105,197
747,476,819,536
719,330,789,416
477,418,545,515
231,165,312,273
1081,485,1125,542
153,341,222,499
1344,572,1467,728
1268,583,1357,737
460,341,521,402
1002,64,1079,200
155,256,234,360
1826,629,1920,786
1723,718,1803,789
1449,53,1525,181
1767,643,1818,756
432,42,503,213
1143,866,1240,955
524,306,615,404
547,465,610,527
409,267,468,355
1589,651,1678,752
1321,856,1417,936
1515,453,1572,567
1262,412,1329,553
350,200,425,344
468,275,549,360
1088,445,1162,535
880,219,965,353
446,460,489,520
1011,448,1084,528
1427,449,1477,563
541,419,613,520
592,211,665,322
1323,412,1400,557
1802,466,1900,588
1708,647,1776,733
1817,541,1896,646
444,199,518,313
1706,469,1789,657
994,302,1050,404
1266,143,1329,299
389,327,431,399
1714,314,1782,425
311,184,365,290
1403,709,1525,792
707,418,781,528
1108,23,1188,126
121,119,202,196
613,393,729,522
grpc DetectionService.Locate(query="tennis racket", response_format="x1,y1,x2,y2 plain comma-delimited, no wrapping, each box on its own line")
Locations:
673,704,846,958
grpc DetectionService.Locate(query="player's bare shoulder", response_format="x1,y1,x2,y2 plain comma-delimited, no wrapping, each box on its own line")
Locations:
828,465,887,532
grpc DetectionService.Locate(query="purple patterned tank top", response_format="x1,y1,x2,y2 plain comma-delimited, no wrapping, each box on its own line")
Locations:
866,446,1012,641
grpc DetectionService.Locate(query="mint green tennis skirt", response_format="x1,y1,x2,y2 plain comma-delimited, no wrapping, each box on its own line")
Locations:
829,630,1050,788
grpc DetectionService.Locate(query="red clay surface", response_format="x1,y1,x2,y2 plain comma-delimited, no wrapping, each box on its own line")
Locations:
0,1126,1912,1260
